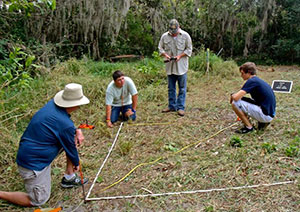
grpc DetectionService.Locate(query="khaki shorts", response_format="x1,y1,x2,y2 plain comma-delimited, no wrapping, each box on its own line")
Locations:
18,165,51,206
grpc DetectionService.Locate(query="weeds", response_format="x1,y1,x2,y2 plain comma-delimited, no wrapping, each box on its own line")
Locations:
189,47,238,78
284,136,300,157
261,142,277,154
229,136,244,147
118,140,134,156
164,142,179,152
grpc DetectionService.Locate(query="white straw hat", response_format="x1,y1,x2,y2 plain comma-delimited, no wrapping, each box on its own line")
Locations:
54,83,90,108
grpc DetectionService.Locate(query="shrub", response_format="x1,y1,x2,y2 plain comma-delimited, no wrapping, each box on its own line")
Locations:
0,46,36,90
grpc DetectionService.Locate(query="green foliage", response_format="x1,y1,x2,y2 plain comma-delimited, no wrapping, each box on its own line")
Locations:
205,206,214,212
1,0,300,65
0,39,9,60
236,53,275,66
285,146,299,157
164,143,179,152
210,59,238,79
55,58,87,76
96,176,103,183
114,10,155,56
189,48,207,74
229,136,244,148
190,48,238,78
284,136,300,157
87,60,124,77
0,46,36,90
7,0,56,16
271,39,300,64
136,52,163,75
261,142,277,154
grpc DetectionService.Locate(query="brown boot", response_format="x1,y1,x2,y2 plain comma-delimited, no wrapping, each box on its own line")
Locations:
177,110,185,116
162,108,176,113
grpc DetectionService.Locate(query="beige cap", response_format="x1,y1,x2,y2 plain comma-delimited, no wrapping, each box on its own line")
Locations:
54,83,90,108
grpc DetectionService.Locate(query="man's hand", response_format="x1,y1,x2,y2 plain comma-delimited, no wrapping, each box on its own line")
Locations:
175,53,186,62
75,129,84,146
125,108,134,117
174,55,180,62
163,53,171,60
231,90,247,103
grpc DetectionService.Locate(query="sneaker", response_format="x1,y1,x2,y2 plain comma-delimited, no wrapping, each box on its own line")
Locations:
61,174,88,188
162,108,176,113
258,122,270,131
177,110,185,116
235,126,254,134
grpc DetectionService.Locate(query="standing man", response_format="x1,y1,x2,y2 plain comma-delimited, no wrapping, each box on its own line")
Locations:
105,70,138,127
230,62,276,134
0,83,89,206
158,19,192,116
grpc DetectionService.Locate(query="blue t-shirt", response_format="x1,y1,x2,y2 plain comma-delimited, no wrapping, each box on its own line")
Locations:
242,76,276,117
16,99,79,171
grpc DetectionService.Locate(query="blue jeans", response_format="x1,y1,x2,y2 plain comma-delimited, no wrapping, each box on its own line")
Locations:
111,104,136,123
167,73,187,111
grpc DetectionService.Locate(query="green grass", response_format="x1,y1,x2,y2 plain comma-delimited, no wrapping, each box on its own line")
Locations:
0,58,300,211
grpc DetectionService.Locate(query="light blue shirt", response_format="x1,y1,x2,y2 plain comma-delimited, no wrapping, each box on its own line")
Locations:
105,76,138,106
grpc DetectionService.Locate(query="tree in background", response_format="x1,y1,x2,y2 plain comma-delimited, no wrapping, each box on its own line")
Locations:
0,0,299,64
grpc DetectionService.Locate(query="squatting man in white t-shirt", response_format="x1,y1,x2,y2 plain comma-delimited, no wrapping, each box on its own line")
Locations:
105,70,138,127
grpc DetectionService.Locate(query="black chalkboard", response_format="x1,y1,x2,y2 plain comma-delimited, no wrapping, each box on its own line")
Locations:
272,80,293,93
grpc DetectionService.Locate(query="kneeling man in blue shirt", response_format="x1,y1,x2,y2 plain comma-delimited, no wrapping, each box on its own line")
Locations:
0,83,89,206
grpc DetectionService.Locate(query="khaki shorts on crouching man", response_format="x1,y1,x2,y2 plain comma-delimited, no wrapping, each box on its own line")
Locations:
18,165,51,206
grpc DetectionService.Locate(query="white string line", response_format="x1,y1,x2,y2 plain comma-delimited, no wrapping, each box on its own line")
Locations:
85,122,124,199
85,180,295,201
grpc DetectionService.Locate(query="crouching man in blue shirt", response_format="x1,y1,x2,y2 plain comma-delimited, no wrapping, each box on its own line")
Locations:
0,83,90,206
230,62,276,134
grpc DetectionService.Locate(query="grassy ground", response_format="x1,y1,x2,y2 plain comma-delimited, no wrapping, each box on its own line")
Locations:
0,60,299,211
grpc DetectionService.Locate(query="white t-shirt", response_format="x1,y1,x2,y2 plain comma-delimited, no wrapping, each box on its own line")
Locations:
105,76,138,106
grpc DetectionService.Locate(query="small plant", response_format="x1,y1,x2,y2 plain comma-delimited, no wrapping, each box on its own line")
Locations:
118,140,134,156
152,51,163,62
136,58,162,75
285,146,299,157
205,205,214,212
229,136,244,147
97,176,103,183
261,142,277,154
284,136,300,157
164,142,179,152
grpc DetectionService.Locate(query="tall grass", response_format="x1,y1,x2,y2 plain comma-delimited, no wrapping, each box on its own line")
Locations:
190,49,238,78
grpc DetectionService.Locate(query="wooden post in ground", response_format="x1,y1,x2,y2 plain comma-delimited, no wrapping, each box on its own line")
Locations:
206,48,210,77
